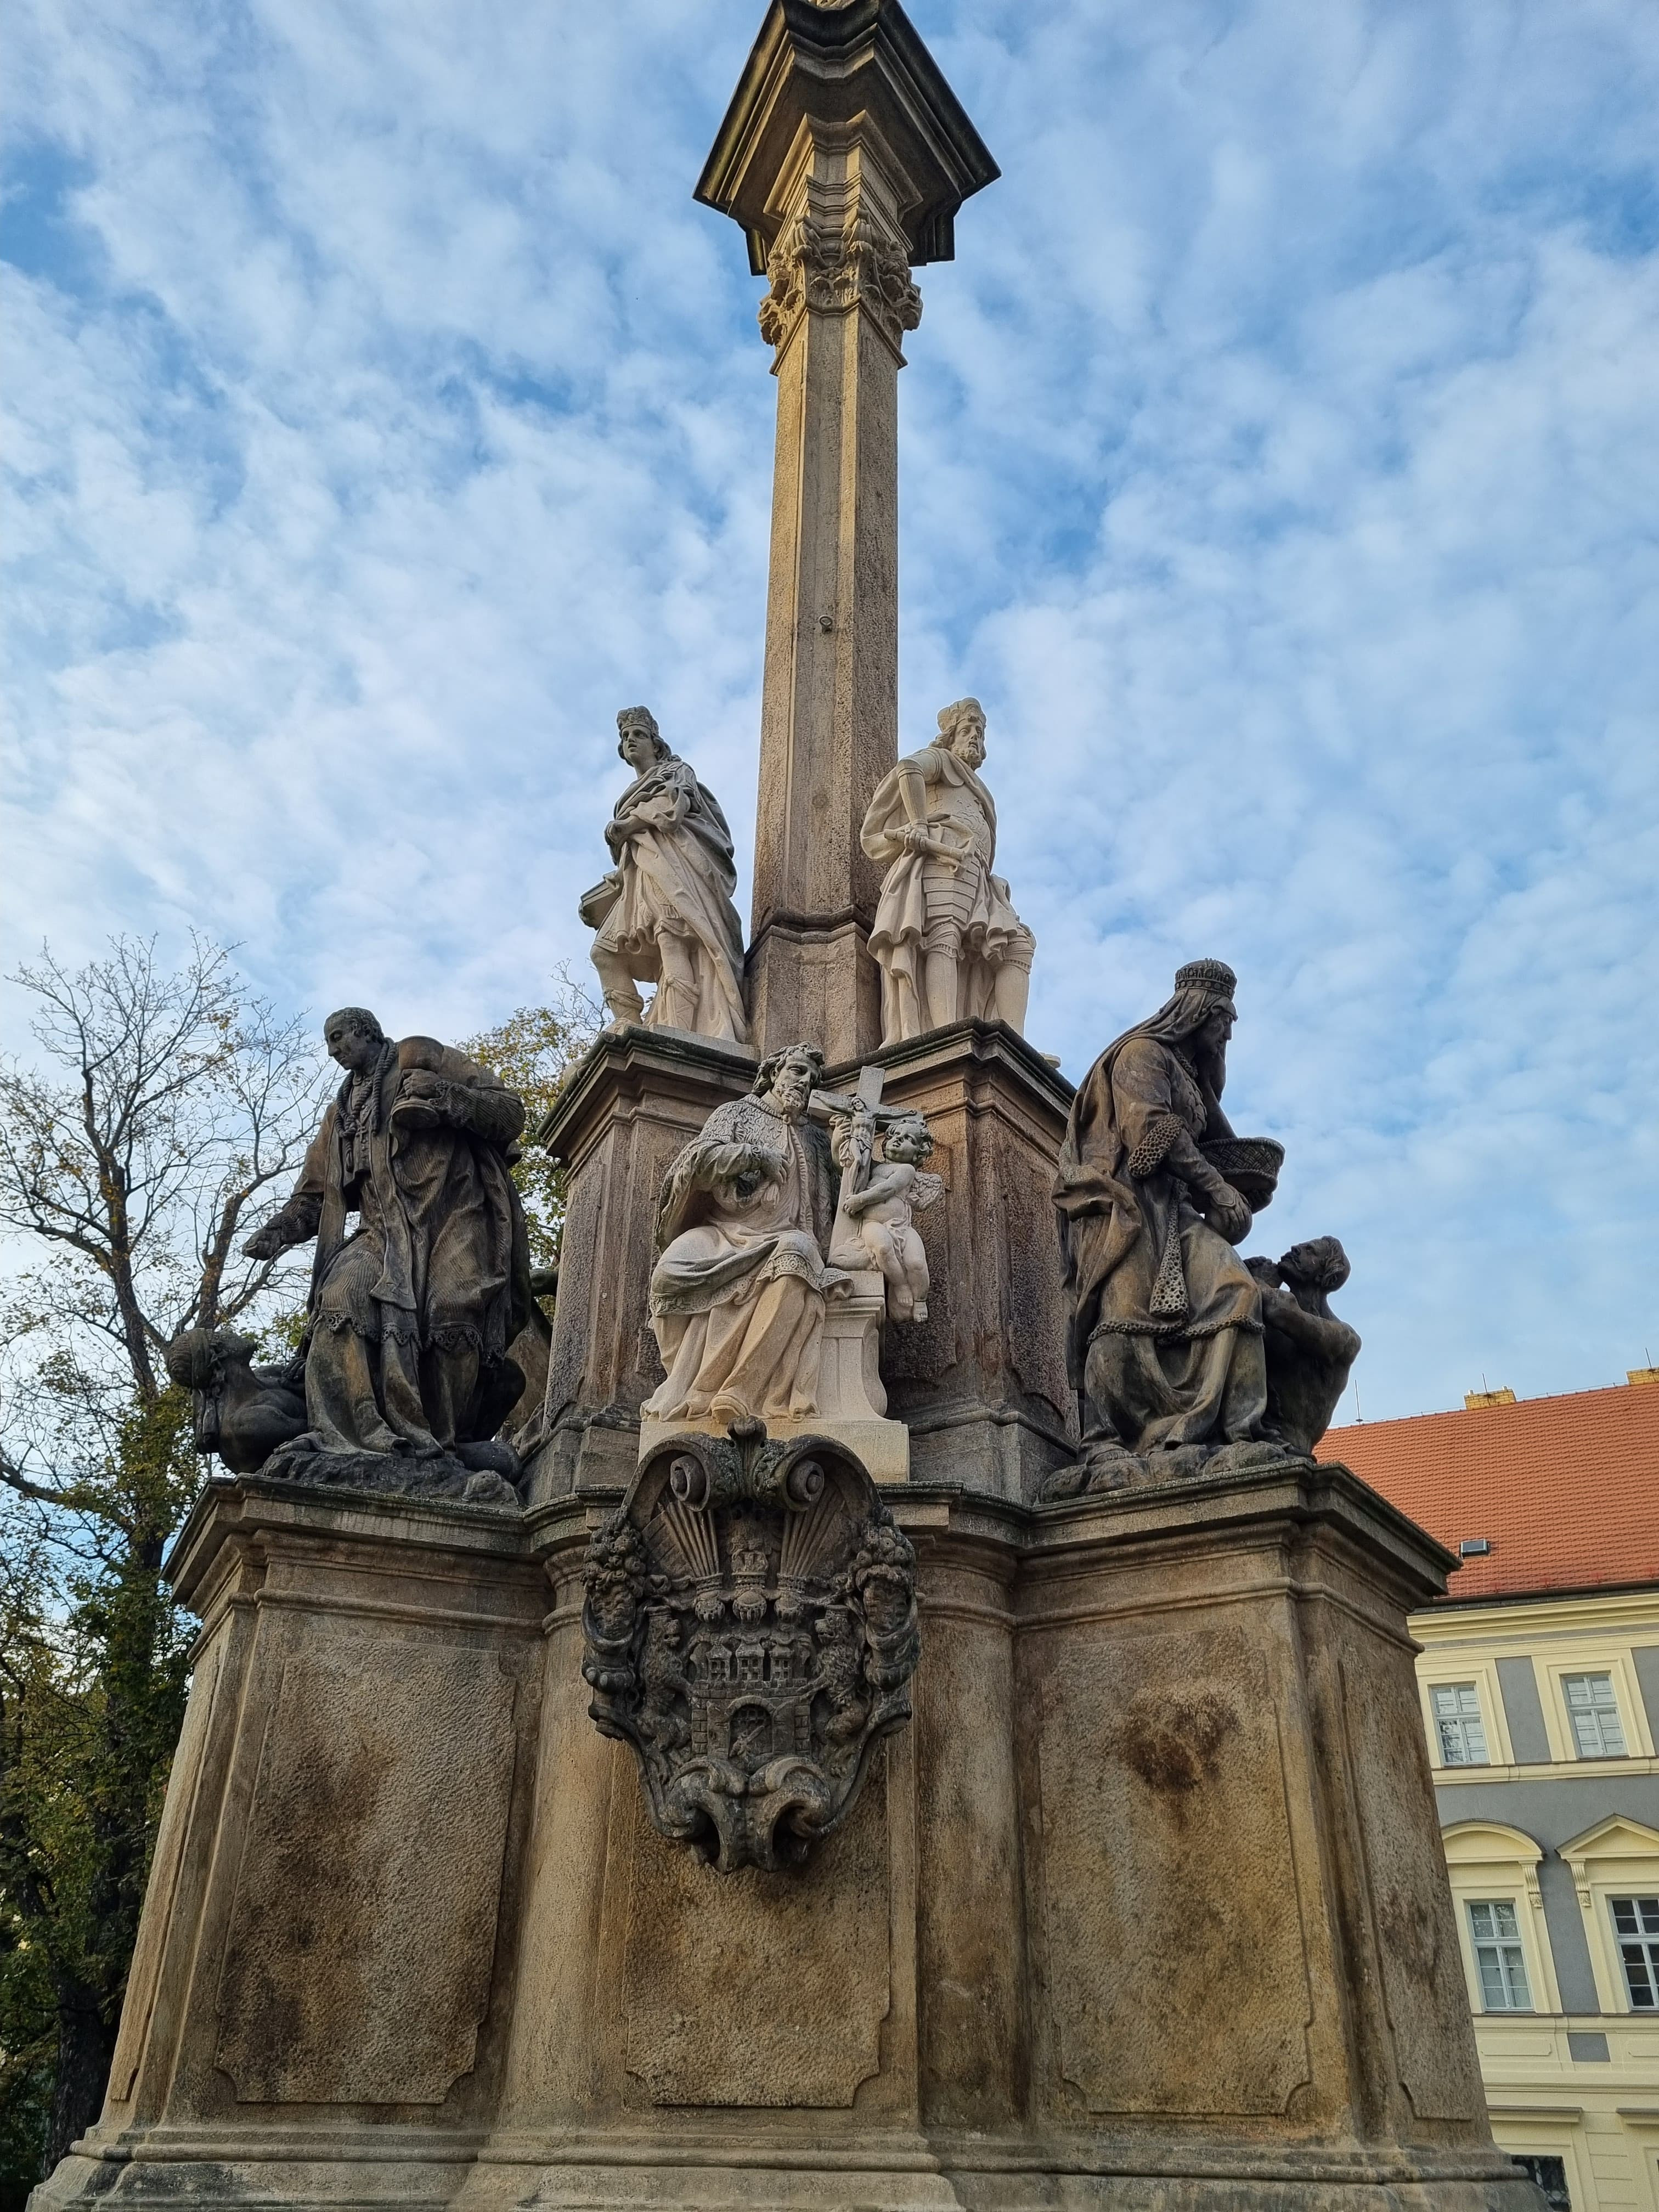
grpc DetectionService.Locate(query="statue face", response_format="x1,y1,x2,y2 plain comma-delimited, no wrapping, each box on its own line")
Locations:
949,712,987,768
325,1017,381,1074
768,1054,815,1117
619,725,658,774
1194,1005,1235,1056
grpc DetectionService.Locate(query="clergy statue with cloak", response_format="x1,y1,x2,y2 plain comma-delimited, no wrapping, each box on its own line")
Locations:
243,1006,533,1479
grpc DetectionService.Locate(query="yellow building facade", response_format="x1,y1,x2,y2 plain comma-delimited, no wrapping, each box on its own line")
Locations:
1411,1588,1659,2212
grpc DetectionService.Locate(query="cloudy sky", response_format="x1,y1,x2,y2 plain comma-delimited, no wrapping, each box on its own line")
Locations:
4,0,1656,1421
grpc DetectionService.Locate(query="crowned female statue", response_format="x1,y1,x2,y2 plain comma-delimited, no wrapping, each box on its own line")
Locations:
580,706,749,1042
1052,958,1280,1483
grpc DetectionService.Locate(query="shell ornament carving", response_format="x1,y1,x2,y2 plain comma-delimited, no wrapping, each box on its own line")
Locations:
582,1421,919,1872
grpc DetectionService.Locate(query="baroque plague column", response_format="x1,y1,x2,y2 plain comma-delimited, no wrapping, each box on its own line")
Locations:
39,6,1544,2212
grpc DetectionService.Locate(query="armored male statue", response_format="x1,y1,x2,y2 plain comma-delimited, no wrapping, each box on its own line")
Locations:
580,706,748,1042
860,696,1034,1045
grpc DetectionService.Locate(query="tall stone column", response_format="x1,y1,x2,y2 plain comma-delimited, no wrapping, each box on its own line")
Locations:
696,0,998,1063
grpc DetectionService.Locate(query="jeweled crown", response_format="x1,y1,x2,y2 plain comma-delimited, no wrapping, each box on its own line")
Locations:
1174,957,1237,998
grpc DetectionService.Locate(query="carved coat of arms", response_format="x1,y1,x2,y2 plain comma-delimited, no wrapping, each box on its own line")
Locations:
582,1422,919,1872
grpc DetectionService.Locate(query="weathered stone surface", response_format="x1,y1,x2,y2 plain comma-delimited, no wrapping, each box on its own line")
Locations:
77,1479,544,2155
41,1465,1541,2212
214,1639,517,2103
1034,1620,1314,2116
620,1759,890,2106
848,1019,1077,1500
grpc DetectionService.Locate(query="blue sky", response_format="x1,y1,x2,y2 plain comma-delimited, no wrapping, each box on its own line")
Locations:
3,0,1656,1421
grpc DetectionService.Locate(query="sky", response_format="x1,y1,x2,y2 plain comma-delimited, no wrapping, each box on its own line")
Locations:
3,0,1656,1423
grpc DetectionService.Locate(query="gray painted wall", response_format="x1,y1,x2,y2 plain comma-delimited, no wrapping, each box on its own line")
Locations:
1436,1773,1659,1847
1633,1644,1659,1741
1497,1656,1551,1765
1534,1854,1600,2013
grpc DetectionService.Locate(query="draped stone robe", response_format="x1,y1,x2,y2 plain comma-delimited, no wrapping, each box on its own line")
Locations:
1053,1031,1266,1455
642,1092,846,1425
591,753,748,1041
267,1037,532,1457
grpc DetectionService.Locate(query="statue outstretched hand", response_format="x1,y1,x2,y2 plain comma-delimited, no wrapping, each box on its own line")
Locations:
242,1218,287,1262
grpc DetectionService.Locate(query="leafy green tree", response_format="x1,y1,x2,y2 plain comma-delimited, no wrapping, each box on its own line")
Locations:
463,969,599,1285
0,939,324,2194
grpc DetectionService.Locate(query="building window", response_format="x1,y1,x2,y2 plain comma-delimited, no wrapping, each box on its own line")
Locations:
1511,2157,1571,2210
1611,1895,1659,2010
1468,1900,1532,2010
1430,1683,1489,1765
1560,1672,1627,1758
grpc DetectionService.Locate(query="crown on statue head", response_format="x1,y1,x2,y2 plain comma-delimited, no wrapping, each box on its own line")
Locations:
1173,957,1237,1000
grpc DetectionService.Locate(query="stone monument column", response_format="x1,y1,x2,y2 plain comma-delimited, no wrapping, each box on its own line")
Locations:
696,0,998,1063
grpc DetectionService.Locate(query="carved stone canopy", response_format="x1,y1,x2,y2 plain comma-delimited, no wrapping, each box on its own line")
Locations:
583,1420,919,1873
695,0,999,276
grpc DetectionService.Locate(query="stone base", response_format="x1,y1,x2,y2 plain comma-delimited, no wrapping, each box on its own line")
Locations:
34,2128,1541,2210
38,1463,1543,2212
638,1269,911,1480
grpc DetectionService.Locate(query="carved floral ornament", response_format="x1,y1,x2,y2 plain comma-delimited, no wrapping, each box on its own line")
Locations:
757,211,922,354
582,1420,919,1873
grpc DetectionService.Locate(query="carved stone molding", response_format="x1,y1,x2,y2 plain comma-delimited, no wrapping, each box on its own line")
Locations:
583,1420,919,1872
758,209,922,356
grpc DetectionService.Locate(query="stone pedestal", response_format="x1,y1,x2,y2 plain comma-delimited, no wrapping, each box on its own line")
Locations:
48,1461,1538,2208
525,1023,758,1502
837,1018,1079,1503
640,1267,911,1481
33,1478,544,2211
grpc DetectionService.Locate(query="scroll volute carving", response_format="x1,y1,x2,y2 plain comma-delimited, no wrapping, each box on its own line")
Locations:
583,1421,918,1873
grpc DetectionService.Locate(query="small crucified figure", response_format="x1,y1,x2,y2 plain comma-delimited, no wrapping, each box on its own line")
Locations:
830,1116,943,1324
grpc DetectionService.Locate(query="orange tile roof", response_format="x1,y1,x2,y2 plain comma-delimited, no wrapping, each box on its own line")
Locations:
1317,1382,1659,1603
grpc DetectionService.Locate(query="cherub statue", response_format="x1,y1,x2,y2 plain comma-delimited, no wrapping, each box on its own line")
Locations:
828,1113,941,1323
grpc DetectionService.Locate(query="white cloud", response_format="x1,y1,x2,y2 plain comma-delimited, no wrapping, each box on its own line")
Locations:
3,0,1656,1418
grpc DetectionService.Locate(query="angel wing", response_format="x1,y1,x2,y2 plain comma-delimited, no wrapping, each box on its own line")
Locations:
911,1170,944,1211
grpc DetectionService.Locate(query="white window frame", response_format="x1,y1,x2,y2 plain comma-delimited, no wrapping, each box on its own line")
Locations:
1607,1893,1659,2012
1561,1816,1659,2015
1429,1680,1491,1766
1536,1649,1654,1765
1466,1898,1534,2011
1559,1669,1628,1758
1442,1822,1561,2016
1418,1659,1512,1771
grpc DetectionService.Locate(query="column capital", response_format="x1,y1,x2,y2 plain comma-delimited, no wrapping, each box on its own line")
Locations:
695,0,998,273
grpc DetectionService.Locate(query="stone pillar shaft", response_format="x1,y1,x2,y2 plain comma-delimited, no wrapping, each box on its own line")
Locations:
747,128,912,1062
696,0,1001,1062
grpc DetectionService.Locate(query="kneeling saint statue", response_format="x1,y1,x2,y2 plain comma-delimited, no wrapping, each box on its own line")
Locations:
242,1006,533,1481
642,1043,849,1426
